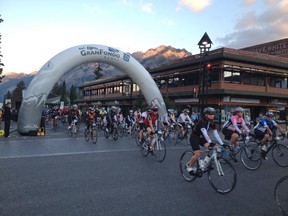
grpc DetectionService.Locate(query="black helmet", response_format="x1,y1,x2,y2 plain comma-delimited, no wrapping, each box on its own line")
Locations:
266,112,274,117
204,107,215,115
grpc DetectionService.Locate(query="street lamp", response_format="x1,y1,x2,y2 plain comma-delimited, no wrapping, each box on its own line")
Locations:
198,32,213,115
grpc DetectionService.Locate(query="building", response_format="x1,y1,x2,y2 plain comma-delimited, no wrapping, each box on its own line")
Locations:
76,38,288,124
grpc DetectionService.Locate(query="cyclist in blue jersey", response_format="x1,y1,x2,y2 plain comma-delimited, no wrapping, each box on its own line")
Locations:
254,112,285,153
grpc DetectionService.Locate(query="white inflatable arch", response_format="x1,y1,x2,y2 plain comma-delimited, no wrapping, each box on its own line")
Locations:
18,44,166,135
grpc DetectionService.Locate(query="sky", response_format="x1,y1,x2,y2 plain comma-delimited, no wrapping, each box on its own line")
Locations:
1,0,288,74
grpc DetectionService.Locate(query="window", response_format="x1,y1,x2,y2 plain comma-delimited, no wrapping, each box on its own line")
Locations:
243,72,265,86
224,70,240,83
269,76,287,88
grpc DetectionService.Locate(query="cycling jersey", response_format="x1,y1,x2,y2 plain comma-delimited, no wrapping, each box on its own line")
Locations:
254,117,277,132
144,112,159,126
177,113,193,124
192,118,223,145
223,115,250,134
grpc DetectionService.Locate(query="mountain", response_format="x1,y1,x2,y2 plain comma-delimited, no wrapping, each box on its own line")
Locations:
0,45,192,102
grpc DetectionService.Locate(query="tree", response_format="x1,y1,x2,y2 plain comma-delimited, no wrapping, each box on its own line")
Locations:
69,84,77,104
0,15,4,83
11,80,25,106
51,82,62,96
94,63,104,80
60,81,68,104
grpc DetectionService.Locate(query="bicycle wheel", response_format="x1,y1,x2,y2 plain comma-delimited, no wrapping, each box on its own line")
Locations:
179,150,198,182
240,143,262,171
113,130,118,141
140,141,149,157
91,128,98,144
104,127,109,138
118,125,124,138
153,140,166,162
84,129,90,142
168,130,179,146
272,144,288,167
208,158,237,194
72,125,77,138
275,176,288,216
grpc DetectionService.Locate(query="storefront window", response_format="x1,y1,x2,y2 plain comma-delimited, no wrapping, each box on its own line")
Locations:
224,71,240,83
269,76,287,88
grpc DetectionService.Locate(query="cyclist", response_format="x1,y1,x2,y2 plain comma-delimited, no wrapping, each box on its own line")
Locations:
186,107,224,174
137,106,150,143
68,104,80,129
51,106,60,127
177,108,193,137
106,106,117,133
85,107,97,130
254,112,285,155
222,107,250,151
161,109,177,135
125,110,135,132
143,105,160,150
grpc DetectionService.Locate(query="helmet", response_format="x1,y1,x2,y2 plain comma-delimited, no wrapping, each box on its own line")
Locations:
72,104,78,109
167,109,174,113
89,107,93,111
266,112,275,117
146,106,151,111
204,107,215,115
111,106,117,110
234,107,244,113
151,105,159,111
129,110,133,113
183,109,190,113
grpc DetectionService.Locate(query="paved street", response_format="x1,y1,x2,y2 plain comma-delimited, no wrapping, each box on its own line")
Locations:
0,123,287,216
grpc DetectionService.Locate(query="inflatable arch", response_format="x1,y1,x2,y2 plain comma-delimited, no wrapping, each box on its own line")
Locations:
17,44,166,134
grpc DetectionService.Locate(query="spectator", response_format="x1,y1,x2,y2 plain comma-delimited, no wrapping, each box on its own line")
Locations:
3,102,12,138
190,110,199,124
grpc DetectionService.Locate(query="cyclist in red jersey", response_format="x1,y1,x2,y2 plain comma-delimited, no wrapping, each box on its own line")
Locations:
143,105,160,148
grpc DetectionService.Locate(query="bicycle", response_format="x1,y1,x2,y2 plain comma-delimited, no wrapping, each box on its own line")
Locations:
104,122,119,141
52,116,60,131
85,121,98,144
68,118,78,138
175,123,192,145
275,175,288,216
179,146,237,194
218,134,261,171
163,123,179,146
140,130,166,162
241,134,288,170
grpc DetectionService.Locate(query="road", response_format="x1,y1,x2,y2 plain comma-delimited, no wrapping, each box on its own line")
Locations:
0,123,286,216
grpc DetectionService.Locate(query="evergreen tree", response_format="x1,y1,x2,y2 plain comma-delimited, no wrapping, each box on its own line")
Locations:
60,81,67,104
94,63,103,80
11,80,25,106
69,84,77,104
51,82,62,96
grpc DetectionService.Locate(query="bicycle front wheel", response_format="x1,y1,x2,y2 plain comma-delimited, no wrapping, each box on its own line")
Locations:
179,150,197,182
84,129,90,142
168,130,179,146
240,143,262,171
272,144,288,167
275,176,288,216
72,125,77,138
91,128,98,144
113,130,118,141
153,140,166,162
140,142,149,157
208,158,237,194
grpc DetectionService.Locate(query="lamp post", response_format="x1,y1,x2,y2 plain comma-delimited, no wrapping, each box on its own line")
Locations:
197,32,213,115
